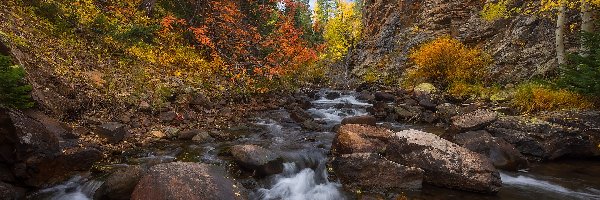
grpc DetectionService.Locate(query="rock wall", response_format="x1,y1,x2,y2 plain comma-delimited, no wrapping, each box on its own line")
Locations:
349,0,580,84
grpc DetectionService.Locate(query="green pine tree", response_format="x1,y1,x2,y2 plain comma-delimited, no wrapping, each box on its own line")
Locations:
0,55,34,109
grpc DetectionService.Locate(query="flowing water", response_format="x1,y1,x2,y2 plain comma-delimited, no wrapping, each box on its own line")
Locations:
37,90,600,200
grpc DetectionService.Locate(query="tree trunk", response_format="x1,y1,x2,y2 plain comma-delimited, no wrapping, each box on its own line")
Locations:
581,0,594,54
556,1,566,65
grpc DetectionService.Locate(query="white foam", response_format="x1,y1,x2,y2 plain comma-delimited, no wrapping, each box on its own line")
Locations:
312,95,372,107
501,173,600,199
257,163,343,200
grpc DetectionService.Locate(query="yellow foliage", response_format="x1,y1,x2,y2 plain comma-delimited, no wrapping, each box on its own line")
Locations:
512,83,593,113
407,36,492,87
322,0,362,61
481,0,512,21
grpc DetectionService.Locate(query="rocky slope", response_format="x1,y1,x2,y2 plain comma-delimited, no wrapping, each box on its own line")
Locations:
348,0,580,83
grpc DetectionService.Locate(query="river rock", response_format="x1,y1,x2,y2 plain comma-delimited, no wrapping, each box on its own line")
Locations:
26,147,102,187
159,111,177,122
453,131,528,171
325,92,341,100
451,109,498,132
331,153,424,192
178,129,200,140
486,115,600,160
332,124,393,155
230,145,283,176
190,93,213,110
131,162,245,200
0,182,23,200
374,92,395,102
95,165,149,200
191,132,213,143
95,122,127,143
341,115,377,126
356,91,375,102
385,129,502,193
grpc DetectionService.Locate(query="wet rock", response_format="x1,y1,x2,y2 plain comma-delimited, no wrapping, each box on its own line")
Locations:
356,91,375,102
95,165,149,200
453,131,528,171
395,106,418,121
230,145,283,176
419,110,438,123
332,124,393,155
301,120,323,131
331,153,424,193
341,115,377,126
436,103,461,123
191,132,213,143
209,125,263,141
374,92,395,102
96,122,127,143
325,92,341,100
0,109,101,188
19,147,102,187
451,109,498,132
159,111,177,122
486,115,600,160
0,164,14,182
178,129,201,140
0,182,24,200
385,129,502,193
131,162,245,200
289,108,313,123
417,97,437,109
0,108,60,164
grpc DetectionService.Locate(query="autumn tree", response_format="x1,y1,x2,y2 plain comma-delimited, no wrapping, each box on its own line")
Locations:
322,0,362,61
482,0,599,64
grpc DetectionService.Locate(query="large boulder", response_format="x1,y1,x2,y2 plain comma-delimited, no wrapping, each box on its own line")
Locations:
331,153,423,193
0,182,24,200
486,115,600,160
451,109,498,132
0,109,102,187
331,124,393,155
340,115,377,126
385,129,502,193
230,145,283,176
95,165,149,200
131,162,245,200
453,131,528,171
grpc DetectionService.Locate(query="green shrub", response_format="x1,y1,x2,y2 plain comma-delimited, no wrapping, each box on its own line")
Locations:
557,31,600,96
0,55,34,109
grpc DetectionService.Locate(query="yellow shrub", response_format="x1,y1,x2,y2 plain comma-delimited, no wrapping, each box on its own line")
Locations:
408,36,491,87
512,83,593,113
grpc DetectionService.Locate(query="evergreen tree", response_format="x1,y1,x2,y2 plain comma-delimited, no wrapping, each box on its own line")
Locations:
557,31,600,96
0,55,34,109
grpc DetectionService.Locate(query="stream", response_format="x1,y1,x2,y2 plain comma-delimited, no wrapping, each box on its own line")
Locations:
36,90,600,200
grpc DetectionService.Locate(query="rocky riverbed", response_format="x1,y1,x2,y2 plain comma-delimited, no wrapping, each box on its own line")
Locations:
1,87,600,200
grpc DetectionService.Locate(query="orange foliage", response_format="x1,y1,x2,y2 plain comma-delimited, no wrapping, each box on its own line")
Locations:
408,36,492,86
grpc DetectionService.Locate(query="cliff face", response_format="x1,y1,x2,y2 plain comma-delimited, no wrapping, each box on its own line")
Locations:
349,0,572,84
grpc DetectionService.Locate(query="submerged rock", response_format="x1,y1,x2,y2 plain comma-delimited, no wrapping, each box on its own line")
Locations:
341,115,377,126
331,153,424,192
453,130,528,171
131,162,245,200
230,145,283,176
386,129,502,193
